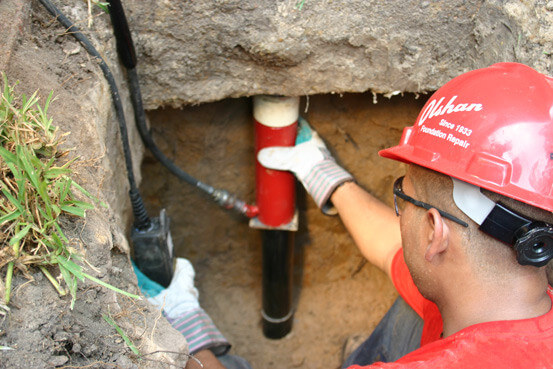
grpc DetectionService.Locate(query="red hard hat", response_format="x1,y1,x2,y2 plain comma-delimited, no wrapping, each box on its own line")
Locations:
379,62,553,212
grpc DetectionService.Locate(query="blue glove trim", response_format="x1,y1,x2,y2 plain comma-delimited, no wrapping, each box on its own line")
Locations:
132,261,165,298
295,117,313,145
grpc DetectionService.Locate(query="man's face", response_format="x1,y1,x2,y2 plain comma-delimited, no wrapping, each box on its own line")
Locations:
398,170,436,300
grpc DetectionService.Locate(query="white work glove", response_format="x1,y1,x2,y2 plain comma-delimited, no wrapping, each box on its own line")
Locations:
134,258,230,355
257,117,354,215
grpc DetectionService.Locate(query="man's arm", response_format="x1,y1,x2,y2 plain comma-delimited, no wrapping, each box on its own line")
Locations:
186,350,227,369
257,118,402,278
331,181,402,278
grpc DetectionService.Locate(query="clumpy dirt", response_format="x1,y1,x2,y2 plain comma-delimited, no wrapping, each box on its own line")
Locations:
141,92,427,369
6,0,553,367
2,2,429,368
1,2,187,368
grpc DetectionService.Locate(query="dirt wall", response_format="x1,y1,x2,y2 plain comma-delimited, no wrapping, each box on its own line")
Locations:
0,1,188,368
120,0,553,108
140,93,426,368
2,0,553,368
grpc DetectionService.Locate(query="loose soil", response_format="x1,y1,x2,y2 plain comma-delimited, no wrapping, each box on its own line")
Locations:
0,3,187,368
6,1,553,368
1,6,428,367
140,92,427,369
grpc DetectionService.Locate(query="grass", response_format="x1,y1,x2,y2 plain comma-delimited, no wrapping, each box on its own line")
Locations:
103,314,141,356
0,73,140,308
86,0,110,27
296,0,307,10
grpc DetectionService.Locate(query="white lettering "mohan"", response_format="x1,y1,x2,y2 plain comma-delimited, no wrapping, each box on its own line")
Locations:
418,96,483,125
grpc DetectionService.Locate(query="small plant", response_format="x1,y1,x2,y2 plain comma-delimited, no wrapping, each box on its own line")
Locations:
91,0,109,13
296,0,307,10
85,0,110,27
103,314,141,356
0,73,139,308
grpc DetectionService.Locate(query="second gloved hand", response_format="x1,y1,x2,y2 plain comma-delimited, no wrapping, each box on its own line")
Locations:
257,117,354,215
134,258,230,356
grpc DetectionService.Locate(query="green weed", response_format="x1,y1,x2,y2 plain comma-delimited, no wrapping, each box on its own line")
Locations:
296,0,307,10
0,73,139,308
92,0,110,13
103,314,141,356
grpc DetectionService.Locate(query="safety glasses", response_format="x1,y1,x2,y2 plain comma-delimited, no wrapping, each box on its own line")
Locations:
393,176,468,227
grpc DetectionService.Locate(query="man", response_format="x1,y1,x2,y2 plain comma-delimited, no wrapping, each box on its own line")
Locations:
258,62,553,367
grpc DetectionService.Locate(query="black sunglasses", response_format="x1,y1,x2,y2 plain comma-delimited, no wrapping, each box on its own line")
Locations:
393,176,468,227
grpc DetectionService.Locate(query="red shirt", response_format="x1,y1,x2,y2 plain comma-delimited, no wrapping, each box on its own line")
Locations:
349,249,553,368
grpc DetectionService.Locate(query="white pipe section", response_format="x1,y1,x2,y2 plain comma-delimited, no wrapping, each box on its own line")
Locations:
253,96,300,128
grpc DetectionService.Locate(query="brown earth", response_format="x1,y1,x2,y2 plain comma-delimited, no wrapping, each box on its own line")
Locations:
0,2,188,368
140,92,427,369
3,1,553,368
2,1,428,368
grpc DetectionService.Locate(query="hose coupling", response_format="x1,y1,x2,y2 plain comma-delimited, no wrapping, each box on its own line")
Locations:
212,189,259,218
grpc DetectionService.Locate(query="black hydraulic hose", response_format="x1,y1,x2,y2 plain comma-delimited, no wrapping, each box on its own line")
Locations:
37,0,151,230
106,0,209,191
105,0,136,69
126,67,214,194
106,0,259,217
106,0,216,193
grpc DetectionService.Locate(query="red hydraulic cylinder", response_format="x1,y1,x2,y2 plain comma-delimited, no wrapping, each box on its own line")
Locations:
253,96,299,227
252,95,299,339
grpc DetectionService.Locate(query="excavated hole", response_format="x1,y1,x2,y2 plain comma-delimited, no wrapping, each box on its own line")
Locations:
140,91,427,369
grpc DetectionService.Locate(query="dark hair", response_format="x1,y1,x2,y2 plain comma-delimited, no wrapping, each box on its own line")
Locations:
409,165,553,278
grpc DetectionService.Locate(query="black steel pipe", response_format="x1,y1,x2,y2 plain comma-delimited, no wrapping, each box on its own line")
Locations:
261,229,294,339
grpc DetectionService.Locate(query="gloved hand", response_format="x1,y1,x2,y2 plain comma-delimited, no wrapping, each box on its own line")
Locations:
257,117,354,215
133,258,230,356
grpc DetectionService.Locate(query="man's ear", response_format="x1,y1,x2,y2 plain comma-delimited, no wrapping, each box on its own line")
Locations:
424,208,450,262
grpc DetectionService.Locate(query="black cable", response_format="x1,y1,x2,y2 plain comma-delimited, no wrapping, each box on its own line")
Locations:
106,0,258,216
104,0,211,193
126,68,214,194
37,0,151,230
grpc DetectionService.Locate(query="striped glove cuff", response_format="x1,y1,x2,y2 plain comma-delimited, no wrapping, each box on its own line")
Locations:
166,307,231,356
303,158,354,215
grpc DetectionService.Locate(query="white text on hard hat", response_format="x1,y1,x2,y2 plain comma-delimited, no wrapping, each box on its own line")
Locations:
418,96,483,126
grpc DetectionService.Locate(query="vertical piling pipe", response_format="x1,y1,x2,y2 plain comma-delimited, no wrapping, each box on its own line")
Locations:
251,96,299,338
